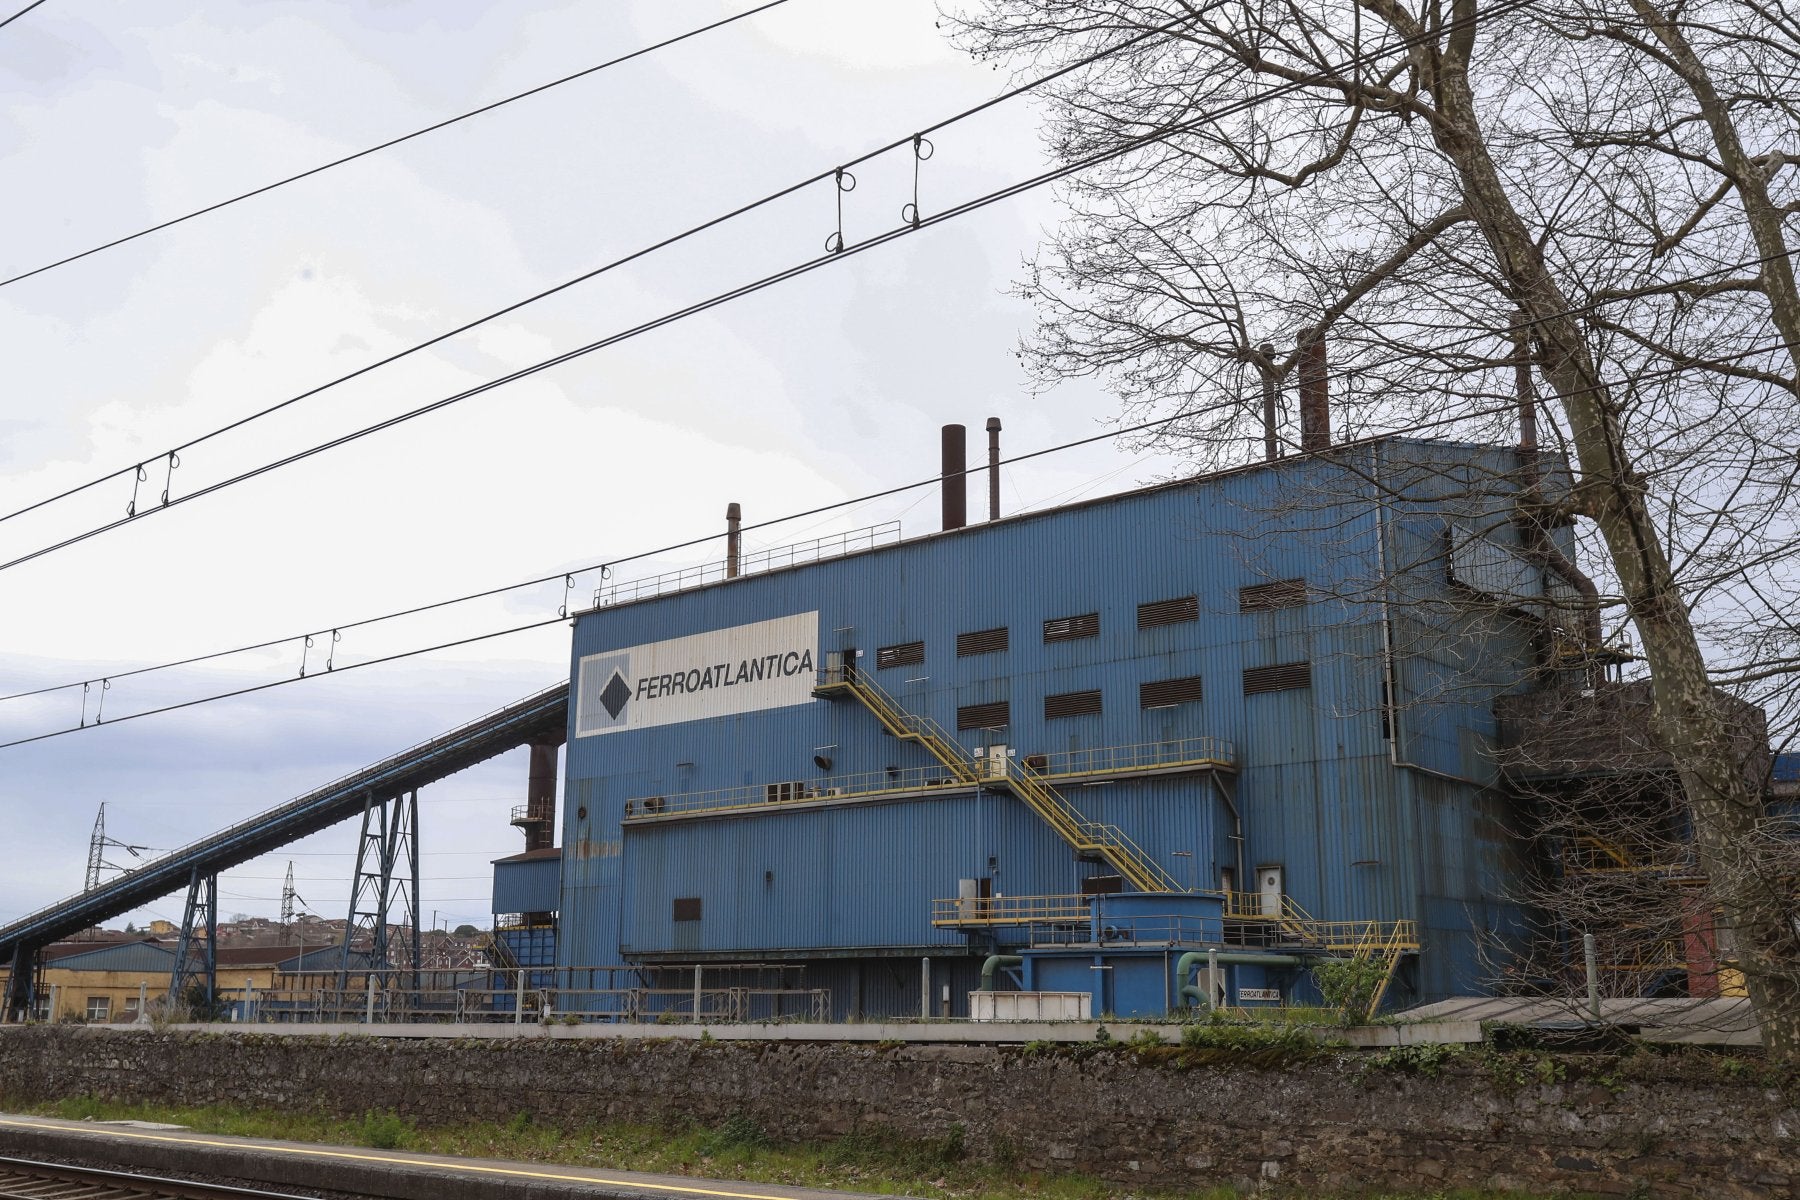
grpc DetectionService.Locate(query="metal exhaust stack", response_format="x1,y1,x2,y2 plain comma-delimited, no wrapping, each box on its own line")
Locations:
1258,342,1280,461
941,424,967,531
1298,332,1330,452
1512,311,1539,490
726,502,742,578
985,417,1002,521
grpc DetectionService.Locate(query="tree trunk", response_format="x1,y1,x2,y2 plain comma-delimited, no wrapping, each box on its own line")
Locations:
1418,0,1800,1056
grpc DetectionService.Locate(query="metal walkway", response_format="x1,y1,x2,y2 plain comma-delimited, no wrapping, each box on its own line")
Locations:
0,681,568,1009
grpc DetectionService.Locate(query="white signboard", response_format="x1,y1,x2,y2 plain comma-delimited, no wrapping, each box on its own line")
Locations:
1237,987,1282,1002
574,612,819,737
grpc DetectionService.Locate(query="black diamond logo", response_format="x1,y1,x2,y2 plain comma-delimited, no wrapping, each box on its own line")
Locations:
599,671,632,720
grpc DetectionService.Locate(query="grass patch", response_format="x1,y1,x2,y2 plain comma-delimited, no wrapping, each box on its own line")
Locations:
8,1093,1594,1199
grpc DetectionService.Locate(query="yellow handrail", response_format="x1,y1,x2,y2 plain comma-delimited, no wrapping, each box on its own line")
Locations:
818,671,1180,892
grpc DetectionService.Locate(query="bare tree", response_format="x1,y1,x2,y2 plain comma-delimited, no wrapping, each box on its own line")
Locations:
950,0,1800,1053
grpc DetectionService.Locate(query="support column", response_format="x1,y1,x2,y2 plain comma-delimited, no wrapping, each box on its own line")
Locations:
169,868,217,1013
3,942,39,1023
340,789,420,1013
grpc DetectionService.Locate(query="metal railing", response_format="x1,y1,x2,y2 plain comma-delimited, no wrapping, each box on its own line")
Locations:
929,894,1094,926
624,733,1240,823
188,968,830,1025
593,522,902,608
816,669,1181,892
1028,736,1236,779
626,765,972,819
930,892,1420,956
989,756,1182,892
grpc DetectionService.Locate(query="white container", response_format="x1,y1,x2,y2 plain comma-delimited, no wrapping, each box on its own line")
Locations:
969,990,1093,1021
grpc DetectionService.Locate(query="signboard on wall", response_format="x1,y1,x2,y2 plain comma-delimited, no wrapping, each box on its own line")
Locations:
574,612,819,737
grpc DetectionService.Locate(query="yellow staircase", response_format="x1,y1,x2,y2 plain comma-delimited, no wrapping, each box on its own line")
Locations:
814,669,1182,892
1354,919,1414,1020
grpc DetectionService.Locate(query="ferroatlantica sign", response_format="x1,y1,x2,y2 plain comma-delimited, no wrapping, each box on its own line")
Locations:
574,612,819,737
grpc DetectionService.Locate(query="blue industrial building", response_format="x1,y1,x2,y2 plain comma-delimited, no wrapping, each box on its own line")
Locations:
492,431,1592,1019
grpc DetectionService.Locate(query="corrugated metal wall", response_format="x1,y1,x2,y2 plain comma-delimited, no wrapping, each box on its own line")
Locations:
550,438,1552,1005
491,856,562,916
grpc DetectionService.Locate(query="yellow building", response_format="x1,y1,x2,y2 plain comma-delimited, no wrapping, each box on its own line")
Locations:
0,939,355,1022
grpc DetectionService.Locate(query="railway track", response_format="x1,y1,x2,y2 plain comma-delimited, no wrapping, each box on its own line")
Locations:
0,1156,316,1200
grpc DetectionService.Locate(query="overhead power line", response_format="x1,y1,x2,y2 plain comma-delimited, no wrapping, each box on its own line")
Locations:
0,0,46,31
1,0,1562,576
2,237,1785,711
0,5,1212,540
9,319,1792,754
0,0,793,289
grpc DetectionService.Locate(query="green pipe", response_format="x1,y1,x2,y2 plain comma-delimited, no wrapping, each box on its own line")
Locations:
980,954,1023,991
1175,950,1345,1005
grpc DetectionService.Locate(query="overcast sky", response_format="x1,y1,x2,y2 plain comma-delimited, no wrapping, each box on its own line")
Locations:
0,1,1185,933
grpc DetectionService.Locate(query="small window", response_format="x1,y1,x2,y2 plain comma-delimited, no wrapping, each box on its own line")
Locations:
1043,612,1100,643
1044,689,1103,719
1140,675,1204,709
957,700,1010,730
875,640,924,669
1239,578,1307,611
1138,595,1199,628
85,996,111,1022
672,897,703,922
956,627,1009,657
1242,661,1312,695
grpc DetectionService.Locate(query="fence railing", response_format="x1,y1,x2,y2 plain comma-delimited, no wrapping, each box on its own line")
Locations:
1027,736,1236,779
930,892,1419,954
181,968,829,1026
626,734,1237,822
626,765,970,819
593,522,902,608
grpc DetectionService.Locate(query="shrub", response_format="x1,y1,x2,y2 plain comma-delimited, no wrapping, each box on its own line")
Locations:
1312,957,1388,1024
357,1110,411,1150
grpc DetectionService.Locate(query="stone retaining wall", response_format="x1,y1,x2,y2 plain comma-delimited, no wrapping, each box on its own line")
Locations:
0,1027,1793,1197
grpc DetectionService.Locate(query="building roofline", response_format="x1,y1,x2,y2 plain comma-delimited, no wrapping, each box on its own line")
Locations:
573,433,1505,620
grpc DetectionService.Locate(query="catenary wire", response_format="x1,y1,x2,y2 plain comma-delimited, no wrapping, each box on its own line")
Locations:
0,0,45,31
0,1,793,289
3,0,1633,578
2,3,1781,700
0,5,1220,535
9,324,1794,753
4,145,1790,695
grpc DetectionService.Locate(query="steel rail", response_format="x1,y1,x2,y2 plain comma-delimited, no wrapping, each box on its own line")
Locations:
0,1155,319,1200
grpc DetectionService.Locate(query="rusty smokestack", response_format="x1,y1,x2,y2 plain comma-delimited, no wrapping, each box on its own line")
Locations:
985,417,1002,521
941,423,967,531
1298,332,1330,452
525,740,559,853
726,501,742,579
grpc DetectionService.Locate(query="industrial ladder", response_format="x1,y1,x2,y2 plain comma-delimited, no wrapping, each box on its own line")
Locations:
1352,919,1415,1020
813,669,1182,892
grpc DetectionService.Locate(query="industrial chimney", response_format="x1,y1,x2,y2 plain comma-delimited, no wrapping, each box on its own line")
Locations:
1298,332,1330,452
941,424,967,531
725,502,742,578
985,417,1002,521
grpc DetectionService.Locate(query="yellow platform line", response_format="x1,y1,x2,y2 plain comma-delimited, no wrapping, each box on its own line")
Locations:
0,1116,800,1200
